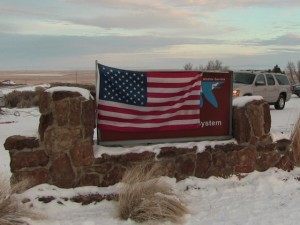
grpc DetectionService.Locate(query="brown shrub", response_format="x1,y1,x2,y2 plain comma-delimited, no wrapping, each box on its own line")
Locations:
4,90,43,108
118,163,188,224
0,178,42,225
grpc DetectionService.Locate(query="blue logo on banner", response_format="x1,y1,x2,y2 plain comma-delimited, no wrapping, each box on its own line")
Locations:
200,81,224,108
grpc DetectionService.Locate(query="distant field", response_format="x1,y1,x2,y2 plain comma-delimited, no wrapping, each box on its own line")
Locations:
0,70,95,85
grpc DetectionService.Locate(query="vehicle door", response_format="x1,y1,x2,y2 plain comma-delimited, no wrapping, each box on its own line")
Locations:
265,74,278,103
253,74,268,101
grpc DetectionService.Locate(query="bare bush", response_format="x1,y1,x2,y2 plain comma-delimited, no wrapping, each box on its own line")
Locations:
118,163,188,224
297,61,300,83
184,59,229,71
0,178,42,225
286,61,298,84
291,116,300,152
183,63,193,71
4,90,41,108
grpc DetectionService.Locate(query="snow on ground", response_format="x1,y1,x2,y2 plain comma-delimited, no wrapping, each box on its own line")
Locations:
271,95,300,141
0,91,299,225
17,168,300,225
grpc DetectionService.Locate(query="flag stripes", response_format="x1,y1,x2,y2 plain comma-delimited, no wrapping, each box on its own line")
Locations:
97,64,202,132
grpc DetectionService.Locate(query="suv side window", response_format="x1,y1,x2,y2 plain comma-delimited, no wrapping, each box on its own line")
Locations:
255,74,266,86
275,75,290,85
266,74,275,86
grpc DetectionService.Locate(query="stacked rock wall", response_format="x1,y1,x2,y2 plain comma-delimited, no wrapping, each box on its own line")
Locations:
3,91,298,188
5,91,95,188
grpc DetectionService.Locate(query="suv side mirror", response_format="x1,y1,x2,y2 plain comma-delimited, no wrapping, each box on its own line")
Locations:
255,80,265,86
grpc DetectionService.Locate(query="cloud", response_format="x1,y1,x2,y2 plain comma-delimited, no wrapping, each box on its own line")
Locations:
1,32,299,70
0,32,225,56
177,0,300,9
63,0,201,30
0,33,228,69
245,34,300,46
69,11,198,29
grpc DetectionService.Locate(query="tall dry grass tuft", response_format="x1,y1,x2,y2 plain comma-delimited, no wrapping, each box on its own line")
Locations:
0,178,42,225
291,116,300,150
118,163,188,224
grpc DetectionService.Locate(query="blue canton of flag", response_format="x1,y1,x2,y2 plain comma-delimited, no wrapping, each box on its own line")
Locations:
99,65,147,106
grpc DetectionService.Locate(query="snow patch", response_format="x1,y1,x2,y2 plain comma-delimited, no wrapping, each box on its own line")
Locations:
232,95,263,107
46,86,93,100
20,183,119,200
1,80,16,85
93,139,236,158
1,84,50,95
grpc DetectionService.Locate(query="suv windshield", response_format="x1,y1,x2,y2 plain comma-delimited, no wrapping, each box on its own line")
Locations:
233,73,256,84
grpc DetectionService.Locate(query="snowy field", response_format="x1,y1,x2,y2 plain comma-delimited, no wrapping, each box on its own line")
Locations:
0,92,299,224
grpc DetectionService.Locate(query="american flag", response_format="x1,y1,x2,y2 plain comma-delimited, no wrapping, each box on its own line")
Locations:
97,64,202,132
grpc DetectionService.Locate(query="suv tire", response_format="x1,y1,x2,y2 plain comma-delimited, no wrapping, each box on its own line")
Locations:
274,94,285,110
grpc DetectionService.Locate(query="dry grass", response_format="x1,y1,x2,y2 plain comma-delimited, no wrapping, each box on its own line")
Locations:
118,163,188,224
291,116,300,149
0,178,42,225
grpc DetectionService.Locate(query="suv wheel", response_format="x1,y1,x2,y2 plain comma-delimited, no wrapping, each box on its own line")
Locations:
275,95,285,110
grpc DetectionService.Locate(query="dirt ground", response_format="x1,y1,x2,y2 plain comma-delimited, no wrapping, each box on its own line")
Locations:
0,70,95,85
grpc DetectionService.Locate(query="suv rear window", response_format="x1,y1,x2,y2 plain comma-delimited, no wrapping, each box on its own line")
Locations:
266,74,275,85
275,75,290,85
233,73,256,84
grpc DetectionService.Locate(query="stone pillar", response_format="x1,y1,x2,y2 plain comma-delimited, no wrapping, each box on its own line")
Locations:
233,100,272,144
39,90,95,188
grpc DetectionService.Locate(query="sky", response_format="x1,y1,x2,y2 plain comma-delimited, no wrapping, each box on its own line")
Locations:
0,0,299,70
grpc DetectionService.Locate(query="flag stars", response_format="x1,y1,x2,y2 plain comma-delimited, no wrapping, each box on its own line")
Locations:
100,65,146,106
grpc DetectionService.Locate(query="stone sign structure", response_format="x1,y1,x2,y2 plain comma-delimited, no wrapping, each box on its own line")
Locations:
3,89,298,188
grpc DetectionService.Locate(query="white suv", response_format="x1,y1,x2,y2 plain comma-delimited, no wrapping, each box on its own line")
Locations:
233,71,292,110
